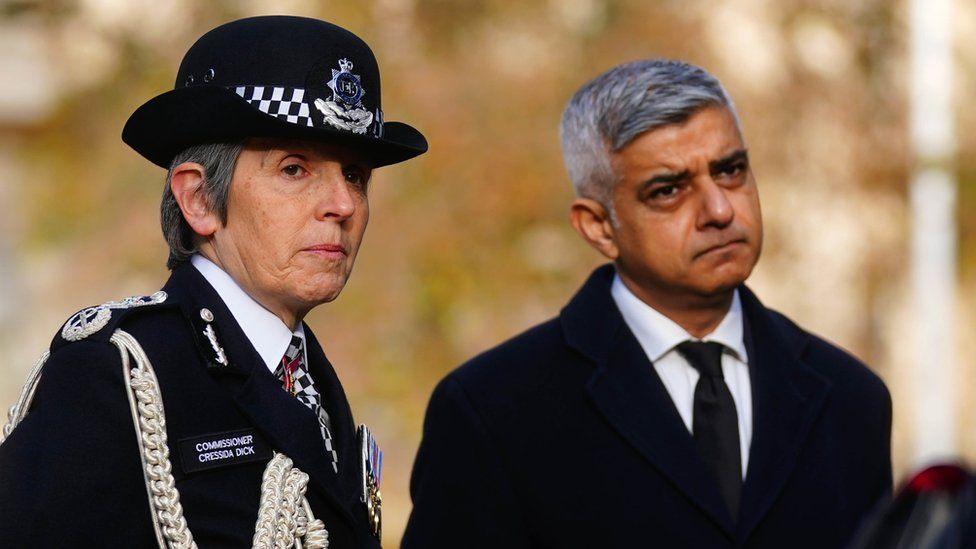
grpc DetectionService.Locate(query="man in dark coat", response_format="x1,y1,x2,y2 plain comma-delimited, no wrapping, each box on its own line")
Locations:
403,60,891,548
0,15,426,547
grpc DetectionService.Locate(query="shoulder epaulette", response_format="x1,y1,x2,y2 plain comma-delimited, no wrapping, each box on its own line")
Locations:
51,291,171,352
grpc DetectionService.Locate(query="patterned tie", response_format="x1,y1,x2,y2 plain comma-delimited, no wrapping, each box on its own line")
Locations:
677,340,742,520
275,335,339,473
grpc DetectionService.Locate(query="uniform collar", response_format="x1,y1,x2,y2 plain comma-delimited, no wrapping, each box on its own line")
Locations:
191,254,304,373
610,273,748,364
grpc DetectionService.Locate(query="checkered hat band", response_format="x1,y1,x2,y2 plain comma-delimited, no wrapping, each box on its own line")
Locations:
233,85,313,127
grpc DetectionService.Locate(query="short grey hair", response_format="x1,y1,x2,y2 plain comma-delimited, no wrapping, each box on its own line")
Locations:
160,141,245,270
559,59,737,214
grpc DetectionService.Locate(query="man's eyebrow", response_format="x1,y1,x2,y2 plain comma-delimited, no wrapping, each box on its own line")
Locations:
709,149,749,172
639,169,690,191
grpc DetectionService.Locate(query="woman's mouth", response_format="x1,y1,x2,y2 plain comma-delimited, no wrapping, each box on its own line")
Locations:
302,244,347,259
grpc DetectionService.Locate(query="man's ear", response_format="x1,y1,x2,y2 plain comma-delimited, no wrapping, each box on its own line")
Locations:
569,197,619,260
170,162,220,237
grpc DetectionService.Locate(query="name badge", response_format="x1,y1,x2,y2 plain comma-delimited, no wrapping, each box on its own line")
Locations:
179,429,272,474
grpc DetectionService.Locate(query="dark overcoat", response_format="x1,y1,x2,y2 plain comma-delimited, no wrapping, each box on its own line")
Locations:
0,263,379,548
403,265,892,548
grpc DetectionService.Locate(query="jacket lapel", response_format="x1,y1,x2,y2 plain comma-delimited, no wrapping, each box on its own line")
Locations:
302,327,364,506
735,285,832,542
162,265,358,527
566,265,736,538
230,354,357,525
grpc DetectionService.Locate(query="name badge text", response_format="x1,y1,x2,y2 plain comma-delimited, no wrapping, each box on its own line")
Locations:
179,429,271,474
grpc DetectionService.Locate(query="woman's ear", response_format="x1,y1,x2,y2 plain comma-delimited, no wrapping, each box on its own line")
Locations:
170,162,220,237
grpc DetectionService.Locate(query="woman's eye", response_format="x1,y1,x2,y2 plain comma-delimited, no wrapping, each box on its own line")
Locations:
344,169,367,188
282,164,306,178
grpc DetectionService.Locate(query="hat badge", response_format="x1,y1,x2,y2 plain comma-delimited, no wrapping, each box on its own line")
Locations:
314,58,374,135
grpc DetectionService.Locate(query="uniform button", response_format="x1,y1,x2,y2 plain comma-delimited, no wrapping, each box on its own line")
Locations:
204,68,215,82
200,308,214,322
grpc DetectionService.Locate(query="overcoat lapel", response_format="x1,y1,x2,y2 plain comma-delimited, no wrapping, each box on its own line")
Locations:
162,265,358,527
566,266,736,538
735,286,831,542
565,266,835,541
587,327,737,536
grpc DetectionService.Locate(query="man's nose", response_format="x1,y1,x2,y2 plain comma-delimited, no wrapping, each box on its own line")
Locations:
317,171,357,221
698,178,734,228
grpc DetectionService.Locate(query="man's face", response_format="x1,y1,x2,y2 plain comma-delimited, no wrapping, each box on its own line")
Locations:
211,138,371,315
608,106,763,298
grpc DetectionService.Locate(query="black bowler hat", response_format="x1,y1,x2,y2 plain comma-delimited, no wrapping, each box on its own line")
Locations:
123,16,427,168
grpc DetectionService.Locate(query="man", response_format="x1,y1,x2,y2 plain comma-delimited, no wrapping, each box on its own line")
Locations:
403,60,891,548
0,16,425,547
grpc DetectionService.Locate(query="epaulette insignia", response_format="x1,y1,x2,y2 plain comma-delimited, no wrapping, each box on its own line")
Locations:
61,291,168,342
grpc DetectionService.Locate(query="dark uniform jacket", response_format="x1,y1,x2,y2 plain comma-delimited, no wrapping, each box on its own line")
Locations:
0,263,379,548
403,265,892,549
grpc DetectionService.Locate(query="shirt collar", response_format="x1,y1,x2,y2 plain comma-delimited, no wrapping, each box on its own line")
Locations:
610,273,748,364
191,254,304,373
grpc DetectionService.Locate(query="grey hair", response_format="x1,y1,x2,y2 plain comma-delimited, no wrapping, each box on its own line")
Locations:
559,59,738,219
160,141,245,270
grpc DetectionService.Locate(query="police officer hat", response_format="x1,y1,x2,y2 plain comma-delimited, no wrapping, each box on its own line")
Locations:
123,15,427,168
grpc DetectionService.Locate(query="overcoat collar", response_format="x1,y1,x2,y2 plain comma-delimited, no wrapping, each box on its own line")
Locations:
161,264,361,527
563,265,831,542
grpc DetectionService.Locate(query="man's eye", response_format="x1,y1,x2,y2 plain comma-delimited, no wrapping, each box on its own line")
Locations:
649,185,678,199
719,162,745,177
282,164,307,178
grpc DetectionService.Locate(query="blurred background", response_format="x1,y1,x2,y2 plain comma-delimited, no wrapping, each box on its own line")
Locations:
0,0,973,545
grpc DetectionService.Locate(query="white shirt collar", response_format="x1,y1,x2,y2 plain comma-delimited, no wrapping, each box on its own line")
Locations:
191,254,304,373
610,273,748,364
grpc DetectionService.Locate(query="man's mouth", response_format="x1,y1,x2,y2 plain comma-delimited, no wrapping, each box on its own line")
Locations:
696,239,745,258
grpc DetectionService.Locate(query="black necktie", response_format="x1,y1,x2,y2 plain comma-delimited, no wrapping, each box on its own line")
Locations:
677,340,742,520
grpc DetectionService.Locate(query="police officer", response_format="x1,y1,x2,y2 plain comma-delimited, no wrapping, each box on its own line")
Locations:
0,15,425,547
403,60,891,548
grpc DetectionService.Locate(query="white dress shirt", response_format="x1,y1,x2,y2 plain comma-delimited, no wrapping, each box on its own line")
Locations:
191,254,305,373
610,274,752,478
